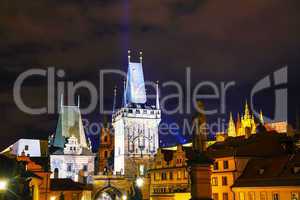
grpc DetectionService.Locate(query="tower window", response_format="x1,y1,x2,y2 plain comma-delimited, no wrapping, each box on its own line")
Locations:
104,151,108,158
25,145,29,151
104,136,108,143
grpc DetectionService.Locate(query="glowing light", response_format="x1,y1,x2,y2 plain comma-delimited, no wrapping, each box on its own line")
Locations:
0,180,7,191
136,177,144,188
122,194,127,200
50,197,56,200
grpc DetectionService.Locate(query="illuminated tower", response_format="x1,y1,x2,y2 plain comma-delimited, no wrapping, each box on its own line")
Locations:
227,112,237,137
50,97,95,183
98,119,114,174
112,51,161,177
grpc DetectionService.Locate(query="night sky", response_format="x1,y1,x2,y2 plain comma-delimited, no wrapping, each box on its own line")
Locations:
0,0,300,150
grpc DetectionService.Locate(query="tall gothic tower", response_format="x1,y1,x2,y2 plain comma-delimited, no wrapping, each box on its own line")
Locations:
112,51,161,177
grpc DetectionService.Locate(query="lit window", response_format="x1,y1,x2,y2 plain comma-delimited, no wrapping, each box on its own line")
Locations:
260,192,267,200
214,162,219,170
291,192,299,200
222,176,228,186
223,160,229,169
248,192,255,200
223,193,228,200
139,165,144,176
177,171,182,179
161,172,167,180
211,177,218,186
212,193,219,200
273,193,280,200
239,192,245,200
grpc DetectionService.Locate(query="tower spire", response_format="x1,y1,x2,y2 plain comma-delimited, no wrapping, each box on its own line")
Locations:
113,86,117,113
244,100,250,119
123,79,127,107
156,81,160,110
228,112,237,137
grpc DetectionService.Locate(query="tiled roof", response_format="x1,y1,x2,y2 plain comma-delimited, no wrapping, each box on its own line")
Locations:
207,131,293,158
233,153,300,187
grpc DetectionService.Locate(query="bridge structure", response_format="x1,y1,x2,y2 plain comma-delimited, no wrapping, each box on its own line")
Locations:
92,174,135,200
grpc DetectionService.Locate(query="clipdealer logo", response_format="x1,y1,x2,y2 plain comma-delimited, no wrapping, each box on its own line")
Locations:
250,67,288,123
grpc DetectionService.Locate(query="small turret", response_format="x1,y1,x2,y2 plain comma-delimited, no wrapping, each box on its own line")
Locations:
156,81,160,110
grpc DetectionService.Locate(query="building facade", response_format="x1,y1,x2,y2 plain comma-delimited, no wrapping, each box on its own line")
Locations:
149,145,191,200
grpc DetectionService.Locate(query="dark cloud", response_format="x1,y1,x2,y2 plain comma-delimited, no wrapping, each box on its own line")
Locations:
0,0,299,149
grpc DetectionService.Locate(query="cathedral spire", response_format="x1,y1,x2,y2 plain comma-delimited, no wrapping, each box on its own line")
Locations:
260,110,264,125
244,100,251,120
156,81,160,110
228,112,237,137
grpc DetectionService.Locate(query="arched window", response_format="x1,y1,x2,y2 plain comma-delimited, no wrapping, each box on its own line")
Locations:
54,168,59,179
104,135,108,143
104,151,108,158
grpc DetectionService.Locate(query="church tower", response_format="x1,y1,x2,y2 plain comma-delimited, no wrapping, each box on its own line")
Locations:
98,117,114,174
50,97,95,183
112,51,161,177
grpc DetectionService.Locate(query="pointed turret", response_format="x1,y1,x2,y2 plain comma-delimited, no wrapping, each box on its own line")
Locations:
156,81,160,110
244,100,251,120
113,87,117,114
228,112,237,137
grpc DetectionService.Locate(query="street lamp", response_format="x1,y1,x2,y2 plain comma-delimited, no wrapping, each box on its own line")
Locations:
136,177,144,188
0,180,7,191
